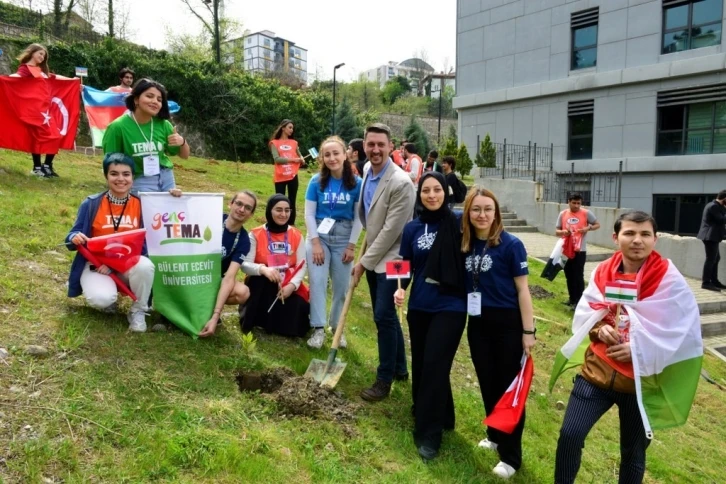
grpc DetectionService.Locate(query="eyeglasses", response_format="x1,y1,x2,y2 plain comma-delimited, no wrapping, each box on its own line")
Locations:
470,207,495,215
232,200,254,211
273,208,292,214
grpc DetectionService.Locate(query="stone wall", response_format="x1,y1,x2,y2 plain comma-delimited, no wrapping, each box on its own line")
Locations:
378,113,456,144
478,175,726,280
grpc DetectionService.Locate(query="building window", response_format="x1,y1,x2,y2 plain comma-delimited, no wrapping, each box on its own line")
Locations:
653,194,709,235
246,37,251,44
657,84,726,155
571,8,598,70
263,38,271,47
568,100,594,160
663,0,722,54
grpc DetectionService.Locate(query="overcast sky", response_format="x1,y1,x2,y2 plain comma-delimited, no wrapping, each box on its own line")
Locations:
122,0,457,82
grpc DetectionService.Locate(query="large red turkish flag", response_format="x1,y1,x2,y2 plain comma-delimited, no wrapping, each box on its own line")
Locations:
0,76,81,154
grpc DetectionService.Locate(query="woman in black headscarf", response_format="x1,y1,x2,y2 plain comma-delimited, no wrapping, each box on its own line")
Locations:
239,194,310,337
393,172,467,461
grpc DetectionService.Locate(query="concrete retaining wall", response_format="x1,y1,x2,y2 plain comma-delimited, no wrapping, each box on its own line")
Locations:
478,175,726,280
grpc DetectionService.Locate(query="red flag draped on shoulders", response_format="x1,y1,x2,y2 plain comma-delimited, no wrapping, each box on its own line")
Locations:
0,76,81,154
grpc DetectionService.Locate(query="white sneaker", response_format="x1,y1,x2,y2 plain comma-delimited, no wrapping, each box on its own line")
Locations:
492,461,516,479
127,310,148,333
31,167,48,178
307,328,325,349
478,438,498,451
338,333,347,349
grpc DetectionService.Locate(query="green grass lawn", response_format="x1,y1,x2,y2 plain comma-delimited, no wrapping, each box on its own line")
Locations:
1,149,725,483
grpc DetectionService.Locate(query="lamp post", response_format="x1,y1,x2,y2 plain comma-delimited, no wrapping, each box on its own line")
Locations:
203,0,221,64
332,62,345,134
432,83,443,143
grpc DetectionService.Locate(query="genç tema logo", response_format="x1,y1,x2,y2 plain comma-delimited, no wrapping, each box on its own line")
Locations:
152,211,212,245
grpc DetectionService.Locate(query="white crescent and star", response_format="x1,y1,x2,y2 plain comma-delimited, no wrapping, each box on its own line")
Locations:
38,97,70,136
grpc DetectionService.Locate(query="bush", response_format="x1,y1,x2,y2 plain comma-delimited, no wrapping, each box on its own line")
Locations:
475,133,496,168
439,124,457,157
457,144,473,177
334,99,362,141
403,115,431,160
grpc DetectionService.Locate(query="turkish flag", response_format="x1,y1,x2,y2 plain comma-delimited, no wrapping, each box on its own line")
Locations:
484,354,534,434
0,76,81,154
85,228,147,274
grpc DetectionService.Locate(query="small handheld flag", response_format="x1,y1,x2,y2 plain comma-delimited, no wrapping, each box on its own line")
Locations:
604,281,638,304
386,260,411,280
307,147,319,159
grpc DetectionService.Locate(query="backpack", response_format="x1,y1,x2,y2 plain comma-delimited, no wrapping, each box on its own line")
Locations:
453,175,467,203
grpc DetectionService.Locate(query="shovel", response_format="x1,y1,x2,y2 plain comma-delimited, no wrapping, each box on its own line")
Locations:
304,240,367,388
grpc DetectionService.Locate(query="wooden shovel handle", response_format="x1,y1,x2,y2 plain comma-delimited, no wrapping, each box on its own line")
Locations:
330,240,368,349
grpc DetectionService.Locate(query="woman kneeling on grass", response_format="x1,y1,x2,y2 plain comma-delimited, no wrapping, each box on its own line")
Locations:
462,187,536,480
393,172,467,461
65,153,181,332
239,194,310,337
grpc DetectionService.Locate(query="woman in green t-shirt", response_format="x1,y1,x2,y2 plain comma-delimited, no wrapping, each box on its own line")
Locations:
102,78,190,193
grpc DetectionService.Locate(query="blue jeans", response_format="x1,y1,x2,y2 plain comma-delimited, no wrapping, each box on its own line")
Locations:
366,270,408,383
306,219,353,330
132,168,176,193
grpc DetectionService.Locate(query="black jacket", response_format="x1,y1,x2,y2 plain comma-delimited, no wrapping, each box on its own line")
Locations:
697,200,726,242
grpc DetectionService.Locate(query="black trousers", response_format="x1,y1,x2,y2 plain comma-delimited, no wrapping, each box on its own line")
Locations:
555,375,650,484
32,153,55,168
564,251,587,304
468,307,525,470
407,309,466,450
274,175,299,226
702,240,721,284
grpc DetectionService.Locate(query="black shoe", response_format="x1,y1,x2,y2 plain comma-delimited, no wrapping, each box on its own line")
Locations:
714,281,726,290
702,283,721,292
42,164,59,177
394,372,409,382
562,300,575,307
360,379,391,402
418,445,438,461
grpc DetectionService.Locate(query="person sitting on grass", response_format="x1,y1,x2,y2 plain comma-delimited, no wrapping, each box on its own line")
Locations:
65,153,181,332
199,190,257,338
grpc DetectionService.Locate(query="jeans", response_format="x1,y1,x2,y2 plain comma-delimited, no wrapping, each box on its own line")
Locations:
702,240,722,284
306,219,353,330
132,168,176,193
365,270,408,383
274,175,299,225
80,256,155,312
564,251,587,304
555,375,650,484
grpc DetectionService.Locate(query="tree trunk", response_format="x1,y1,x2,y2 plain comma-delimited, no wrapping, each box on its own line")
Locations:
53,0,63,37
108,0,114,37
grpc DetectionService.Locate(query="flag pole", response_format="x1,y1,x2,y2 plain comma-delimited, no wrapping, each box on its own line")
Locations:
397,278,403,324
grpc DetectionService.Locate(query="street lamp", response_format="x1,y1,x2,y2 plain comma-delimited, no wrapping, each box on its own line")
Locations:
432,83,443,143
332,62,345,134
203,0,221,64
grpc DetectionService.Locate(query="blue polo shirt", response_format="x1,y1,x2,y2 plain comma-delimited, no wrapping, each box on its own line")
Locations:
363,159,391,217
306,174,362,220
399,217,466,313
464,231,529,310
221,214,251,275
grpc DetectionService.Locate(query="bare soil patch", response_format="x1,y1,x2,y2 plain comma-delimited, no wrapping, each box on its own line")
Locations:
530,285,554,299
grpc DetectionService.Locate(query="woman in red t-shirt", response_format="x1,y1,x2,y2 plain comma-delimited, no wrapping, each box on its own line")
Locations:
15,43,59,178
269,119,306,225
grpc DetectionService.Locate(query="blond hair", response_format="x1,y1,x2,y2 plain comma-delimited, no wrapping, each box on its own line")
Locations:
461,186,504,253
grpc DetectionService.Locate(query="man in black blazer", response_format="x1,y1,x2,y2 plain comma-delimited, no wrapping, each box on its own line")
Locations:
697,190,726,291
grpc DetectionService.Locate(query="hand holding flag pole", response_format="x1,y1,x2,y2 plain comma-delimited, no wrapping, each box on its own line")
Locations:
386,260,411,324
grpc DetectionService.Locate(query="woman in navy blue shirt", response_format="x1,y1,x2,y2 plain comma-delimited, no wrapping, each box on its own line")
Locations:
462,186,536,480
394,172,466,461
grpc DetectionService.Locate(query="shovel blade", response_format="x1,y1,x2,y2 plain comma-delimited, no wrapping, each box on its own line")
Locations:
303,358,348,388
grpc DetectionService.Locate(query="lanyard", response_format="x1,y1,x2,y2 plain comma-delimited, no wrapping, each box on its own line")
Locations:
470,241,489,292
223,219,241,261
266,227,288,256
107,197,129,233
131,113,154,146
327,178,345,212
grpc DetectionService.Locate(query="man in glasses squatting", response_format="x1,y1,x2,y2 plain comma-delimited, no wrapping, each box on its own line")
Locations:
199,190,259,337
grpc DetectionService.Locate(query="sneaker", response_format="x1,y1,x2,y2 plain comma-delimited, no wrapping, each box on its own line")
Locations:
42,164,59,177
360,379,391,402
127,310,148,333
102,302,118,314
338,333,347,349
31,167,49,178
492,461,516,479
478,438,498,451
307,328,325,349
702,283,721,292
418,445,438,461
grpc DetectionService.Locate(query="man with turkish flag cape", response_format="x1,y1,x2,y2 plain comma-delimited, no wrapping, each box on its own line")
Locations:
484,354,534,434
0,76,81,153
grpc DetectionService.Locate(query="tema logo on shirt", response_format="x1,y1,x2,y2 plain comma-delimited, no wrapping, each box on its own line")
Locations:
151,211,211,245
567,217,580,225
279,144,293,151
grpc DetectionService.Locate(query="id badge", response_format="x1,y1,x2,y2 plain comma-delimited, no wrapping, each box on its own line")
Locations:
143,155,160,176
317,218,335,235
467,292,482,316
267,253,288,270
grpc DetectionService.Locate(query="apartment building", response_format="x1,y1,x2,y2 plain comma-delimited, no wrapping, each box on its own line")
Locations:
456,0,726,235
364,58,436,92
223,30,308,83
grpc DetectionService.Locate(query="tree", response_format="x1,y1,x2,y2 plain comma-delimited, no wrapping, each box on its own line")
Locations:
75,0,104,32
475,133,496,168
410,48,432,94
107,0,113,36
51,0,77,37
457,144,474,177
165,26,213,63
177,0,242,63
334,99,362,141
440,124,458,157
404,115,431,160
380,75,410,105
